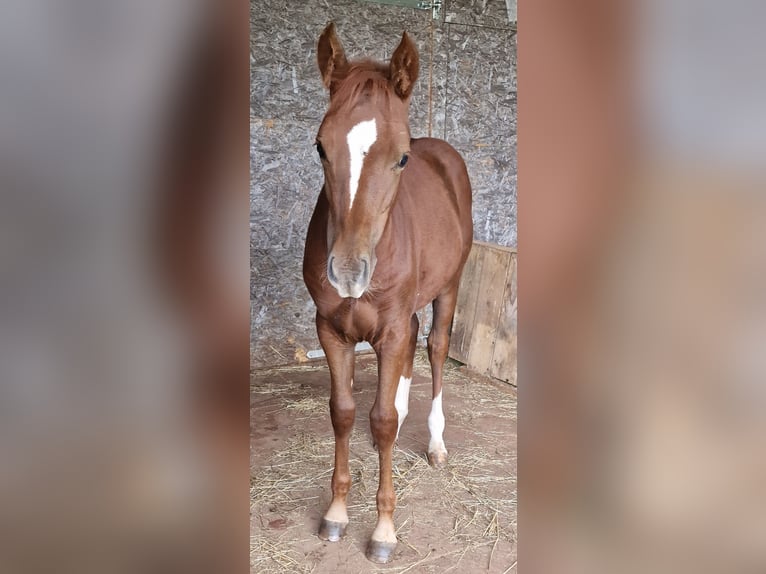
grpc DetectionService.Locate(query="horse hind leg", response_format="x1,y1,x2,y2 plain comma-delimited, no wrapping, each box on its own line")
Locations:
394,314,418,442
426,287,458,467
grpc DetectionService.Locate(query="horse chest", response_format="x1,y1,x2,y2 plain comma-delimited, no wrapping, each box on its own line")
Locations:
323,297,390,342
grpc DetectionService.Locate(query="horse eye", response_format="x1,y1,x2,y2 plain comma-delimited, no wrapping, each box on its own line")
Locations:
316,141,327,160
397,154,409,168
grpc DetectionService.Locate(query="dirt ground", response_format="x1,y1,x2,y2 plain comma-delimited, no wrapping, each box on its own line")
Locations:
251,350,517,573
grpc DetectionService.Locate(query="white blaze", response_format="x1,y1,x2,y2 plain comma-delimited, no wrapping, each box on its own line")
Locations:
346,119,377,211
428,391,447,455
394,376,411,439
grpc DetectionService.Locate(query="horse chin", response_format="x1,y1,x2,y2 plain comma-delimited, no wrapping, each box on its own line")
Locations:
334,283,367,300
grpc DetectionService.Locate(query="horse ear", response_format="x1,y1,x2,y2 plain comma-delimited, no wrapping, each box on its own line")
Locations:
317,22,348,91
389,31,419,99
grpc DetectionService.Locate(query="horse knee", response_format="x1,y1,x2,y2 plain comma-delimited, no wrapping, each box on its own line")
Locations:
329,397,355,434
370,407,397,430
370,407,397,445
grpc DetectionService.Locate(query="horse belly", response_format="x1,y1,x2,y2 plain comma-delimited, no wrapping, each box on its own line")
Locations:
405,141,473,309
412,211,470,310
413,250,464,310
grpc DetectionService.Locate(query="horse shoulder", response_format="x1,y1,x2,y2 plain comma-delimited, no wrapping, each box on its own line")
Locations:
410,138,471,207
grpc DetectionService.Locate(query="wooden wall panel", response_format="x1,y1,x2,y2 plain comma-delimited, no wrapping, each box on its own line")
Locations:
449,243,482,361
449,241,517,384
490,250,517,384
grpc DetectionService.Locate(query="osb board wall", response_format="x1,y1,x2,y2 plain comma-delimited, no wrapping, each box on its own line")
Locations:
450,242,517,385
251,0,516,368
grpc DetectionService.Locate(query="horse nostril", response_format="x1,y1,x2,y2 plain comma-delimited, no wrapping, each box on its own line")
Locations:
327,256,338,284
359,258,370,283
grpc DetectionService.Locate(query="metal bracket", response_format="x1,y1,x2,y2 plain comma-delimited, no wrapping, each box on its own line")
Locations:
359,0,441,20
417,0,443,20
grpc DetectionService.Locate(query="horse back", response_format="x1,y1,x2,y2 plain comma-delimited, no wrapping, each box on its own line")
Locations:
409,137,473,227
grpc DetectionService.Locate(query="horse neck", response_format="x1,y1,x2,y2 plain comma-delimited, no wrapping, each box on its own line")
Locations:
374,176,414,267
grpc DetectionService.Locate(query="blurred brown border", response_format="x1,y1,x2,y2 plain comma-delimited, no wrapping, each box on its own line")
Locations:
158,0,251,570
519,0,631,571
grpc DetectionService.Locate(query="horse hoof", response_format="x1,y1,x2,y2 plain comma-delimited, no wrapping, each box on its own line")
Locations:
427,450,448,468
366,540,397,563
318,518,347,542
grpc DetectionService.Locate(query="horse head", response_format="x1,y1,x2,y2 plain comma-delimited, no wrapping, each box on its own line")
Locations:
315,22,419,298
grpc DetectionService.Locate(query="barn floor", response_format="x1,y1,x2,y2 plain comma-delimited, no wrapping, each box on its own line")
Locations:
251,350,517,573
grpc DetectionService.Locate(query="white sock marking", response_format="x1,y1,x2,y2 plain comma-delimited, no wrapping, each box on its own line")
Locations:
324,500,349,525
346,119,377,211
394,376,411,439
428,391,447,455
371,517,397,544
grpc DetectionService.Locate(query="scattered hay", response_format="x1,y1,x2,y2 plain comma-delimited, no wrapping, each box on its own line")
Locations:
251,380,301,396
346,446,435,516
252,363,329,389
440,445,517,545
251,364,328,399
251,529,315,574
411,349,466,383
446,366,518,422
251,432,334,517
251,356,517,572
255,363,329,376
384,547,466,574
285,397,326,415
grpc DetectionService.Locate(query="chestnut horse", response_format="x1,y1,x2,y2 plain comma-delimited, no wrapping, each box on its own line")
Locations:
303,23,473,563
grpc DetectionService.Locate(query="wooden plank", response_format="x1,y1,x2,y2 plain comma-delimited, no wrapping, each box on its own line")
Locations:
449,242,518,384
490,252,517,384
466,247,512,375
449,245,484,363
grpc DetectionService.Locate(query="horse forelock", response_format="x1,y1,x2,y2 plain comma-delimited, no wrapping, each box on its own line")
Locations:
328,60,396,114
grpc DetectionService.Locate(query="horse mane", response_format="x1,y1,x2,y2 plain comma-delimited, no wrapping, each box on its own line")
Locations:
328,60,396,114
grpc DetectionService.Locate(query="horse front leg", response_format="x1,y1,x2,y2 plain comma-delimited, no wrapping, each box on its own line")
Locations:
316,316,356,542
366,330,409,563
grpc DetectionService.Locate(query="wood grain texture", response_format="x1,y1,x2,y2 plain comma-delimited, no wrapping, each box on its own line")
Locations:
449,241,517,384
449,243,482,363
490,249,516,383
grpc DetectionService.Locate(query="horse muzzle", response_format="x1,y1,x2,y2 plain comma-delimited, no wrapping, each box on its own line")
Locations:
327,254,371,299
